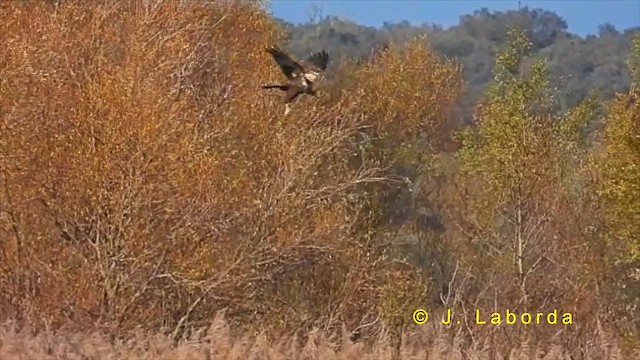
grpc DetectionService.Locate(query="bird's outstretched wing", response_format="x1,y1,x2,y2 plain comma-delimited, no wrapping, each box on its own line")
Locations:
266,45,304,79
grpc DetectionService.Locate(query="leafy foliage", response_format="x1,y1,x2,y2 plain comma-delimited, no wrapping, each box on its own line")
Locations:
598,33,640,263
594,33,640,343
455,29,600,341
0,0,459,341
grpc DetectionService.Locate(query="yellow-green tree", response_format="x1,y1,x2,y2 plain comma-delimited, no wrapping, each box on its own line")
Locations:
597,32,640,342
600,34,640,261
456,28,597,309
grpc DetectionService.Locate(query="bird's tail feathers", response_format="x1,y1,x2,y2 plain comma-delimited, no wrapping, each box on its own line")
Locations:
261,84,288,90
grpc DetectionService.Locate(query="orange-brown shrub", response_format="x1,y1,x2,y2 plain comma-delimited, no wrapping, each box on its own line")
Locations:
0,0,464,341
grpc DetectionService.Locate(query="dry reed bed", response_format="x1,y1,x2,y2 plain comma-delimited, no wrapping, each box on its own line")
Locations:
1,314,637,360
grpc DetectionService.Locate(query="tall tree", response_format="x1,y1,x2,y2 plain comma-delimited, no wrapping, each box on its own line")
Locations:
456,28,596,308
597,33,640,340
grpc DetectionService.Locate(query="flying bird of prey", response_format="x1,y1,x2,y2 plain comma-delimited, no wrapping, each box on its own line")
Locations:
261,45,329,115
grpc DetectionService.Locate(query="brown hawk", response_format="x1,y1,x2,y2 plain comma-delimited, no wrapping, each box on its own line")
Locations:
261,45,329,115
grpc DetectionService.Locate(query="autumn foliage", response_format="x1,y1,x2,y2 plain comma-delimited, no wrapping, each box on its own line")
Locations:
0,0,453,337
0,0,638,358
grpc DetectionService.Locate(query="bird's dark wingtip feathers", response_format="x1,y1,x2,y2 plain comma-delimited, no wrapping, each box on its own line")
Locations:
306,50,330,70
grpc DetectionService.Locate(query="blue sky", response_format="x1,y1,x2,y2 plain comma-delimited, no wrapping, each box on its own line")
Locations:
268,0,640,36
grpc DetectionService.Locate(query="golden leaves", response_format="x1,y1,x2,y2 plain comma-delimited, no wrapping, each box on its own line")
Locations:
1,0,452,338
599,78,640,260
494,27,533,82
350,37,464,139
0,0,281,332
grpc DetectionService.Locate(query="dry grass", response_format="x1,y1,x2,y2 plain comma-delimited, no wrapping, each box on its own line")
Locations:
1,314,638,360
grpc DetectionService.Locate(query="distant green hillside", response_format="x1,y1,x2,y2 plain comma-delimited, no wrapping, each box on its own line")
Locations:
276,7,638,123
